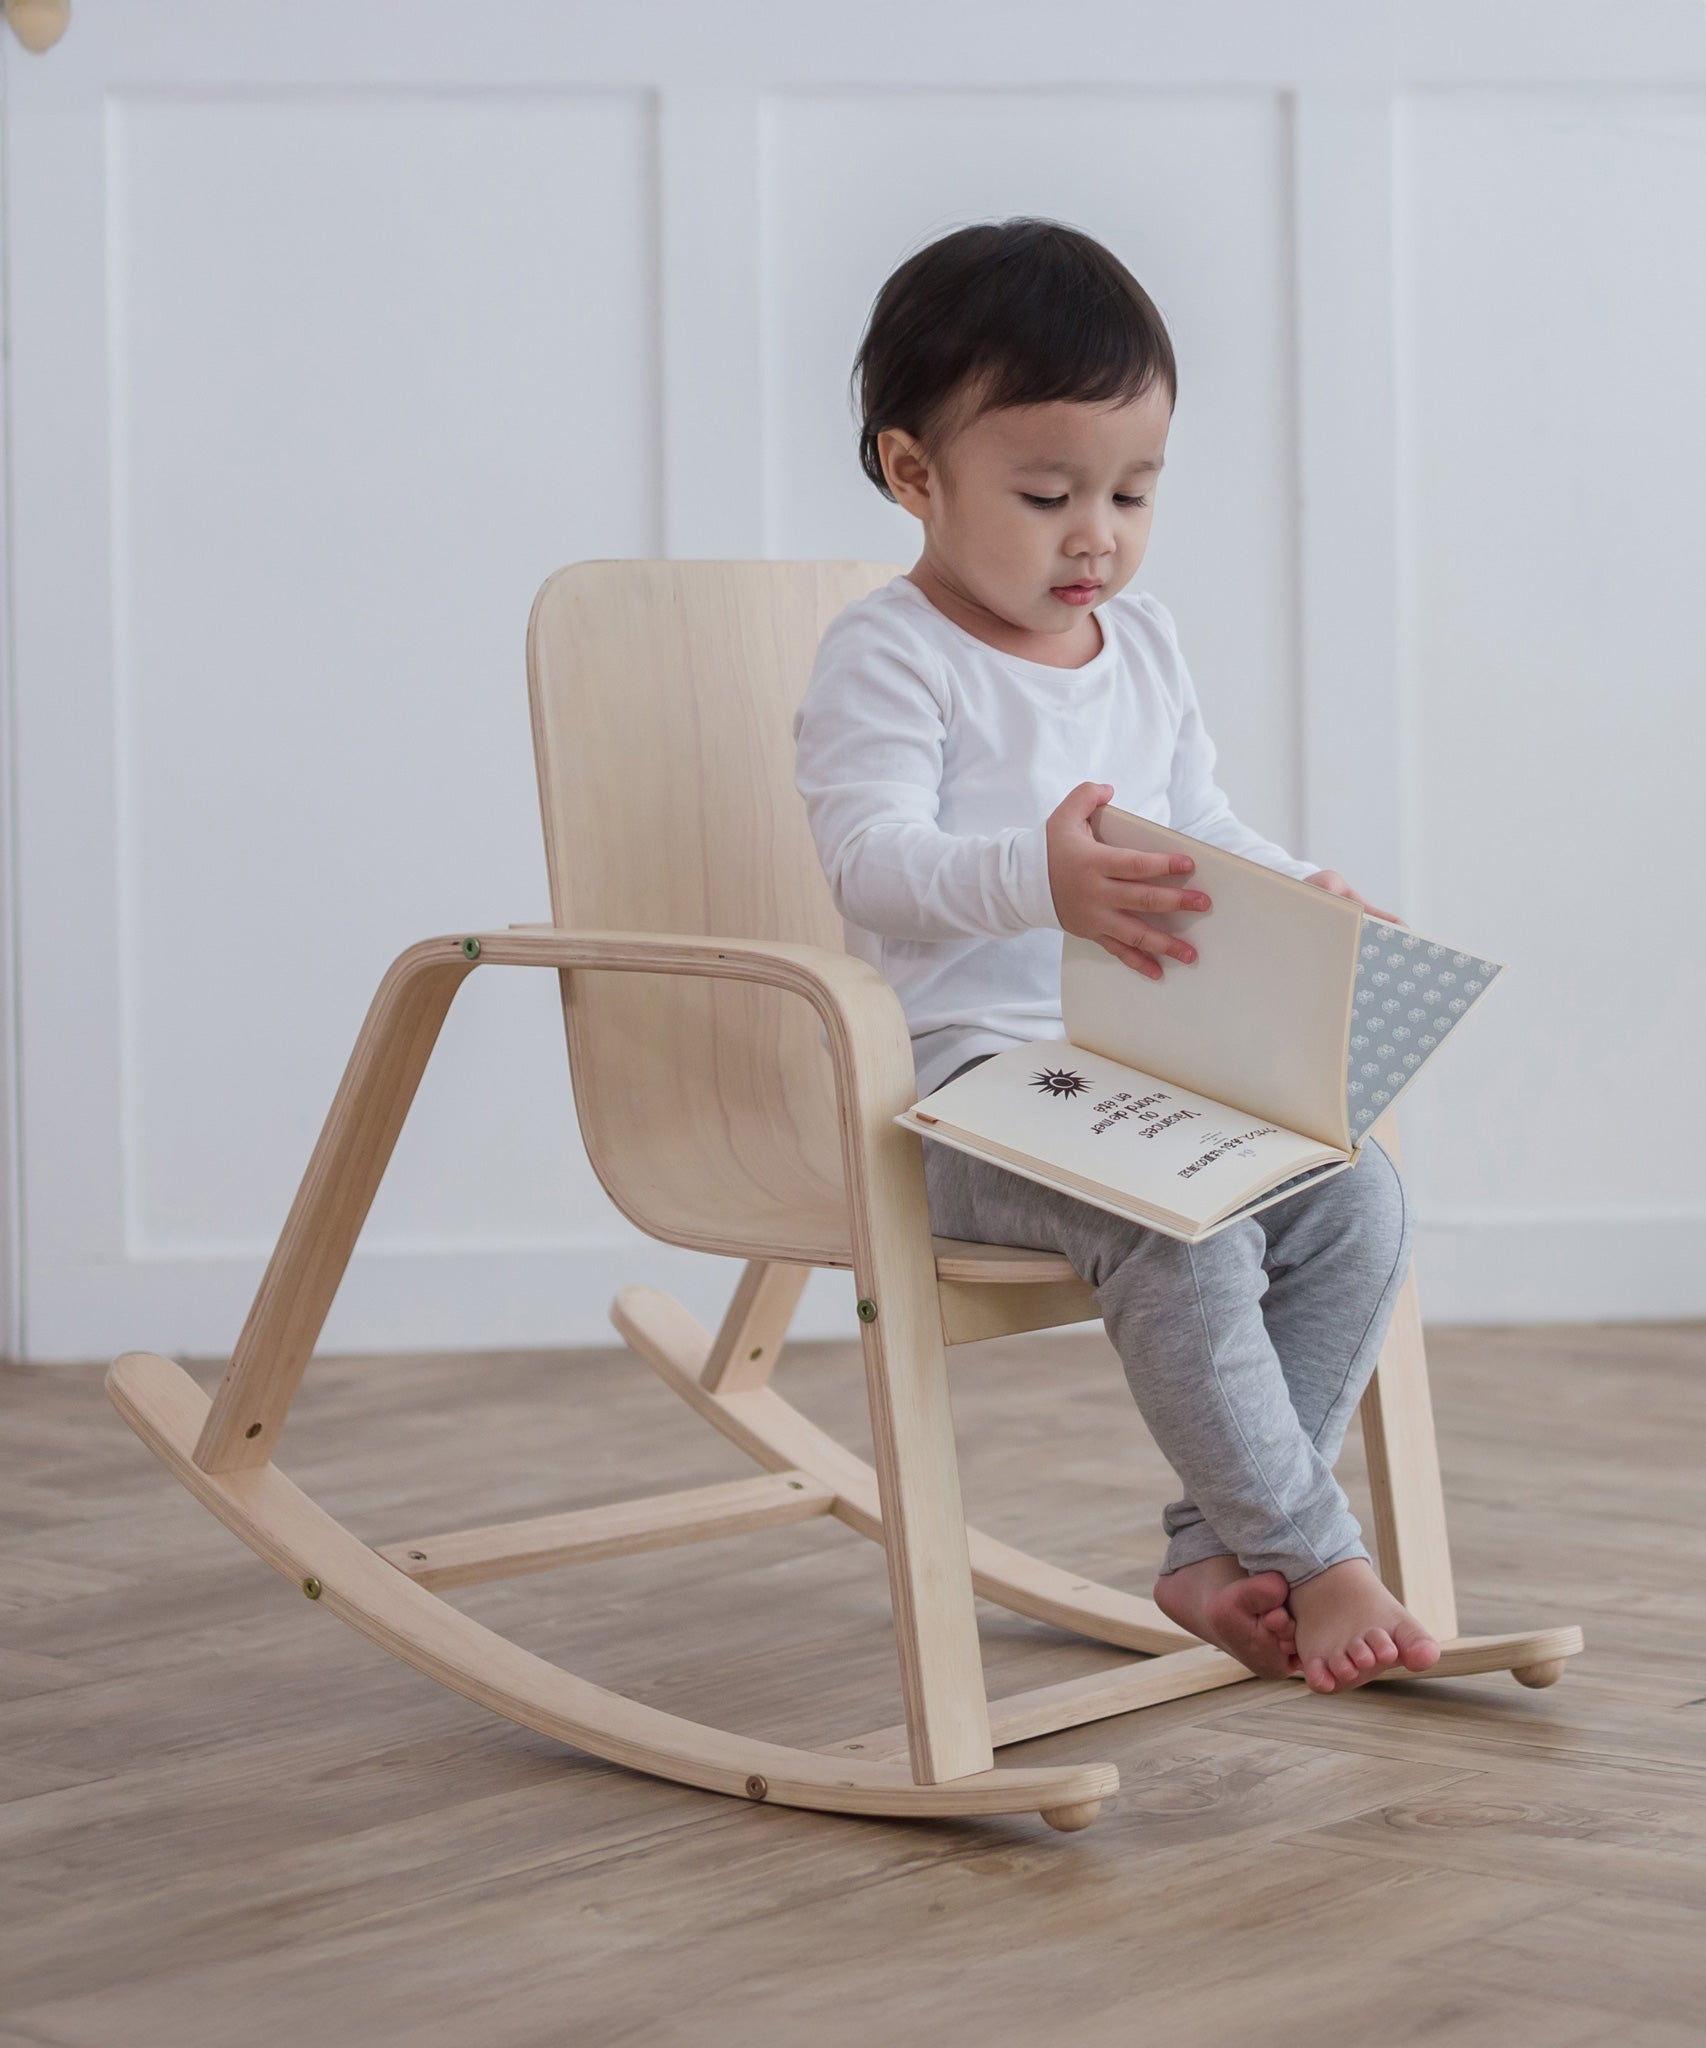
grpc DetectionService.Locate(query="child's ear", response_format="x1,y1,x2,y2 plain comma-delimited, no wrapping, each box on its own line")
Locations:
878,428,932,511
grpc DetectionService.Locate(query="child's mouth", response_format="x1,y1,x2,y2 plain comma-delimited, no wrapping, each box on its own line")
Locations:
1051,581,1101,605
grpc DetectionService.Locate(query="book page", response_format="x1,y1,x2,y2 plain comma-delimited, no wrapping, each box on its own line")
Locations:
902,1121,1355,1245
900,1041,1339,1234
1345,919,1506,1138
1061,808,1362,1149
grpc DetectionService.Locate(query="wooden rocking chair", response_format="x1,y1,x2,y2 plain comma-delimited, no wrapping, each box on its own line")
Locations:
108,559,1583,1831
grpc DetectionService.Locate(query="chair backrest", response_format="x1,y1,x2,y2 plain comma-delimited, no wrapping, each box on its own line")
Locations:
526,559,903,1265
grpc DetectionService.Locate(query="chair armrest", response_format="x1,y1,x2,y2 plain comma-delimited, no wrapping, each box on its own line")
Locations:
439,925,927,1282
439,924,921,1127
460,918,908,1034
452,929,913,1064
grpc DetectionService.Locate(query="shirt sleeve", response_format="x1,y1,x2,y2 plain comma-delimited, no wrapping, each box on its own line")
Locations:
792,624,1060,942
1147,598,1319,881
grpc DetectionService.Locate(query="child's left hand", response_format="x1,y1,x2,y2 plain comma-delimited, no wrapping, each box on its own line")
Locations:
1304,870,1403,924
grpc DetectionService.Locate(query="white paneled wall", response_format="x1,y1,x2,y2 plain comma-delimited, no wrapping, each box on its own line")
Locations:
1394,90,1706,1309
3,5,1703,1362
113,93,658,1262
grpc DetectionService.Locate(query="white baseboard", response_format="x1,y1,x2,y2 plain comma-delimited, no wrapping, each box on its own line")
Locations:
22,1214,1702,1366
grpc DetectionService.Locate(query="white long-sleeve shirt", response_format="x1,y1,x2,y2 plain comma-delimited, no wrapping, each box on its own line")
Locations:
792,572,1315,1096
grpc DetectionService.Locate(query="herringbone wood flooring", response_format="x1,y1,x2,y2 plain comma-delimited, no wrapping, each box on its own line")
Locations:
2,1319,1701,2047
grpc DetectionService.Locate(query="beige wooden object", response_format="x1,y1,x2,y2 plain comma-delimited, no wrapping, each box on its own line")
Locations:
107,559,1581,1835
3,0,71,55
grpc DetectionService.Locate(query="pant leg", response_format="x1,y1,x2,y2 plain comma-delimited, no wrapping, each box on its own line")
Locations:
921,1133,1374,1585
1262,1136,1413,1460
1160,1138,1413,1568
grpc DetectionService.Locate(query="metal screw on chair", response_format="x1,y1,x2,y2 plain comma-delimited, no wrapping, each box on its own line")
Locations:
461,936,481,959
856,1297,878,1323
244,1422,263,1439
744,1774,768,1801
302,1577,323,1600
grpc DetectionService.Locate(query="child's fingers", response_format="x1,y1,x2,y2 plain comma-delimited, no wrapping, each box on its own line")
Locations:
1105,877,1211,916
1104,909,1198,964
1055,780,1115,827
1098,937,1164,980
1101,846,1196,882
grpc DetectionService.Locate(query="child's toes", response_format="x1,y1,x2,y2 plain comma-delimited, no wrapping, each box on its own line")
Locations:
1305,1657,1336,1693
1328,1649,1361,1685
1346,1637,1378,1673
1394,1621,1442,1672
1366,1628,1400,1668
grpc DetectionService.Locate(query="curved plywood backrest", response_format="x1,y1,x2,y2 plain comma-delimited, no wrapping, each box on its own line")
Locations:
526,559,904,1264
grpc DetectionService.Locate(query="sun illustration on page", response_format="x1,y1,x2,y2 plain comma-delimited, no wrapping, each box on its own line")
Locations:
1031,1067,1090,1099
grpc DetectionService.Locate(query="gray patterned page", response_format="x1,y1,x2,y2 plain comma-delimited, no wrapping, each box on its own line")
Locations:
1347,923,1505,1141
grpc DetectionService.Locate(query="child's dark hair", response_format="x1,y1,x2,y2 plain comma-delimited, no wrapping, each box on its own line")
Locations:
851,218,1176,501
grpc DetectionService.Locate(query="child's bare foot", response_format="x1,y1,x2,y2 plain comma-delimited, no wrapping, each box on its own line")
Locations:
1287,1557,1441,1693
1153,1554,1302,1679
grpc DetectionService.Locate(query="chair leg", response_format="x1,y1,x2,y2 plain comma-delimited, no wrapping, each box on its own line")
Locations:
699,1261,810,1393
195,945,473,1473
1358,1257,1459,1642
850,1209,995,1785
1354,1115,1457,1642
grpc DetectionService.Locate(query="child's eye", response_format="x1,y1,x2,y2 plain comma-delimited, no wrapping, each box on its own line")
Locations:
1021,493,1150,510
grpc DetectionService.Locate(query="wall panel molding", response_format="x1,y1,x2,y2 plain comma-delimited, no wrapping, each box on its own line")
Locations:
1291,90,1405,909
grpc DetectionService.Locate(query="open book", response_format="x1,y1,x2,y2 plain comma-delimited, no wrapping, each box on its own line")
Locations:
894,806,1505,1243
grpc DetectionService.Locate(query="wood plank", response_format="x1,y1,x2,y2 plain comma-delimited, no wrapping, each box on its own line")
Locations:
0,1650,88,1703
375,1472,835,1589
0,1553,131,1616
1304,1753,1706,1908
1409,1887,1706,2028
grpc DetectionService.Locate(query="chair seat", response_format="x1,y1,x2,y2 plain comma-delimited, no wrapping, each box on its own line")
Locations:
932,1237,1079,1286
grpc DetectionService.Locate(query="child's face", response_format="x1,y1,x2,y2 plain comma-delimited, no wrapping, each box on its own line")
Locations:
879,382,1171,644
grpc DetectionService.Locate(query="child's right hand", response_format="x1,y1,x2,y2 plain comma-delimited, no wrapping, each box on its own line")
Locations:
1045,783,1210,982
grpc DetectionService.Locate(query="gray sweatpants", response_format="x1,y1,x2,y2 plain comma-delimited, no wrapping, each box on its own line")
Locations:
922,1054,1414,1586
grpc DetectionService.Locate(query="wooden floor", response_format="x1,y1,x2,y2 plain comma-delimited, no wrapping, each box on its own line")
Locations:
2,1316,1703,2048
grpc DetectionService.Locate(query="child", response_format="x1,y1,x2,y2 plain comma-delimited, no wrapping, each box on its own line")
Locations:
793,218,1442,1695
